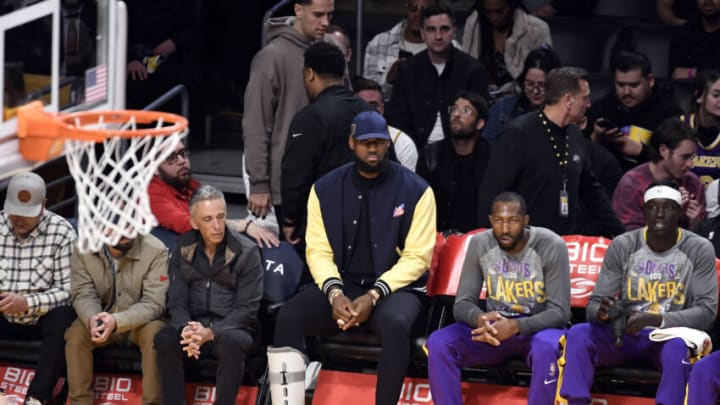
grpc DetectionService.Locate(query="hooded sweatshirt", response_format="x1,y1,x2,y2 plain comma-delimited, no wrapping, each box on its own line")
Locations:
242,17,313,205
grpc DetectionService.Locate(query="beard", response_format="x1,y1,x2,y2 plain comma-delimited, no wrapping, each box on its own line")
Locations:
113,239,134,252
354,153,389,175
450,121,477,140
158,167,191,190
451,128,476,140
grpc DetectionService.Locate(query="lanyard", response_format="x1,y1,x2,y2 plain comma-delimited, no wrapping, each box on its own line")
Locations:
539,112,571,218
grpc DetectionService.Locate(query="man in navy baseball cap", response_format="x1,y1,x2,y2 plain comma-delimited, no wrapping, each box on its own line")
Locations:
351,110,392,141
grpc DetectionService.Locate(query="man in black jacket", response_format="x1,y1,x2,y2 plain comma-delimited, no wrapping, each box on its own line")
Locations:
479,67,625,237
385,5,488,149
280,41,370,244
154,185,263,405
417,90,490,232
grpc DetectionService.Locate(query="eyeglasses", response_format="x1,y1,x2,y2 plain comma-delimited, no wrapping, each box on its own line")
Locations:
165,148,189,164
524,80,545,93
448,106,475,116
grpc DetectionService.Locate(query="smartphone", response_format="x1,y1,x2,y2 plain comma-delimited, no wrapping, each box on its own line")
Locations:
596,118,618,130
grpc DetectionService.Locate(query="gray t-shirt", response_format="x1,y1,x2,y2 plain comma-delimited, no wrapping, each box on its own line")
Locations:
453,226,571,335
588,228,718,331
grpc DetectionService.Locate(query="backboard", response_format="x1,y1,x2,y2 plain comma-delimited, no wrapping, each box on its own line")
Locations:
0,0,127,180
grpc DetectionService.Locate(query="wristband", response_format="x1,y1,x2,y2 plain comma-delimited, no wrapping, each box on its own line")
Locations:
242,220,253,233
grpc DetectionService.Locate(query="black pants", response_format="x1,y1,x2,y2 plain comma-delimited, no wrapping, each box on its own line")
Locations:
0,305,76,401
274,283,424,405
154,324,253,405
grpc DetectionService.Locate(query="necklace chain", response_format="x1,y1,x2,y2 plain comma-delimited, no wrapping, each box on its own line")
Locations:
539,112,570,167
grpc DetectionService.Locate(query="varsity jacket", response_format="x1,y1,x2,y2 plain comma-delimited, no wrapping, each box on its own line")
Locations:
306,162,436,299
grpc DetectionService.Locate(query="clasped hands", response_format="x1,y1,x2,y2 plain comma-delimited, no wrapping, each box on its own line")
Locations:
180,321,213,359
332,293,374,332
0,292,28,315
471,311,520,346
89,312,116,344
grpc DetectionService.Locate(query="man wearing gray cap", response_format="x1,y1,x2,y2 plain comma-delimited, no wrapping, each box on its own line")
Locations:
0,172,77,405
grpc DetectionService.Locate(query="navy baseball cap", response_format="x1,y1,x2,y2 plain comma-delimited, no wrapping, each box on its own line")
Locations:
351,111,391,141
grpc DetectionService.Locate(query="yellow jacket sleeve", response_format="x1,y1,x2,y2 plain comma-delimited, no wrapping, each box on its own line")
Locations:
377,187,437,293
305,186,343,293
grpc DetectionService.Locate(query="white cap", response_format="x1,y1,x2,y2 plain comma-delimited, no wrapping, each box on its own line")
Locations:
643,185,682,206
4,172,46,217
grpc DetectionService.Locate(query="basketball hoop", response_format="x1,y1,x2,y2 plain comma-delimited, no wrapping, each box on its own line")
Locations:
17,101,188,253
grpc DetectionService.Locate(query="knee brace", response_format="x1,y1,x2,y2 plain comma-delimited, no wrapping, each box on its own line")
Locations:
267,346,307,405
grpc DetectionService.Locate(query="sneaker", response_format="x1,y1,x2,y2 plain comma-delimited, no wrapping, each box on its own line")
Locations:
305,361,322,390
24,397,44,405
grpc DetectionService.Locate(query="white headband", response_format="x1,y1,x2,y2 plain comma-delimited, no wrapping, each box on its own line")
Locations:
643,185,682,206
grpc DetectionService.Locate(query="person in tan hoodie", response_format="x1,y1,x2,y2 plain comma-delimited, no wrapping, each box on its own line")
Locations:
241,0,334,231
65,234,169,405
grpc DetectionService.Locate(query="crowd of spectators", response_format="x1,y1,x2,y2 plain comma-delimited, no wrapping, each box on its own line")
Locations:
5,0,720,404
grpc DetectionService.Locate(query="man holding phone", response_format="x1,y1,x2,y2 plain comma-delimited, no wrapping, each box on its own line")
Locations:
65,233,169,405
590,51,681,171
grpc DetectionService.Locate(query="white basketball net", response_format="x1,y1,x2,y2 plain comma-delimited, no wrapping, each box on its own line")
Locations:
64,115,187,253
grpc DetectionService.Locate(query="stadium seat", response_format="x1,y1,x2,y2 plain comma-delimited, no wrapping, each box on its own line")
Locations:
590,0,658,22
588,72,613,104
620,23,673,79
672,78,696,114
546,17,623,73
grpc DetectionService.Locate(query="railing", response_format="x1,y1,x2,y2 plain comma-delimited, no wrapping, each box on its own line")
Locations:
46,173,76,213
142,83,189,118
262,0,291,46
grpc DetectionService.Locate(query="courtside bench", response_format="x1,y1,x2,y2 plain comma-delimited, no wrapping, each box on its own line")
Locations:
425,231,720,398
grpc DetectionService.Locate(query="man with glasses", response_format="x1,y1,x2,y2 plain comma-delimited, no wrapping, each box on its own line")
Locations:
590,51,682,172
417,91,491,231
386,5,488,149
613,118,705,231
363,0,438,96
148,144,278,247
268,109,436,405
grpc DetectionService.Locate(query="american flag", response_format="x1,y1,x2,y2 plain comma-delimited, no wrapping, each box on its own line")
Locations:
84,64,107,104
